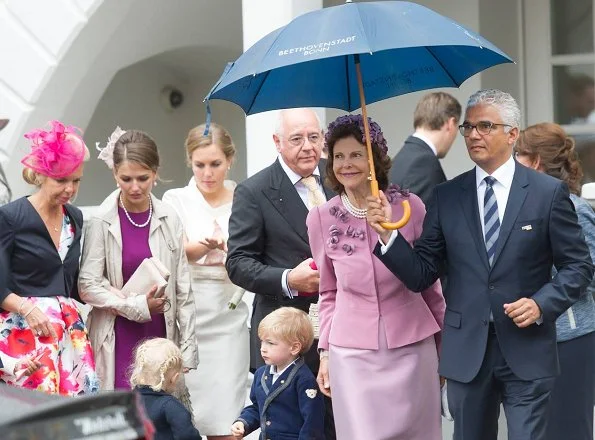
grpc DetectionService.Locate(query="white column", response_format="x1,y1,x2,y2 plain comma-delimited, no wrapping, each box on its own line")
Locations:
242,0,323,177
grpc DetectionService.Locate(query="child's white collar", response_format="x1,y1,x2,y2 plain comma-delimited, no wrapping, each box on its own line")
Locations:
269,358,298,384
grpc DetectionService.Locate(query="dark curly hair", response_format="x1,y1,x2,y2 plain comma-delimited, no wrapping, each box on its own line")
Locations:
324,116,392,194
515,122,583,195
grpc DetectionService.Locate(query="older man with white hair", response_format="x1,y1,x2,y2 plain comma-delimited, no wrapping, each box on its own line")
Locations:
227,108,335,439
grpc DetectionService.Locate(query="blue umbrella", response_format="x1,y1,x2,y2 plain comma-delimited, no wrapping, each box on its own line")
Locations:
205,0,513,228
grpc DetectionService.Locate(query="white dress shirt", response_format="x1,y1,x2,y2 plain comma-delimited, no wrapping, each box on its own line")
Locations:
278,156,326,298
412,132,438,156
269,359,297,384
475,155,515,236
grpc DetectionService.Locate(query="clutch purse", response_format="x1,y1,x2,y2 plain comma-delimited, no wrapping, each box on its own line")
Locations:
121,257,170,298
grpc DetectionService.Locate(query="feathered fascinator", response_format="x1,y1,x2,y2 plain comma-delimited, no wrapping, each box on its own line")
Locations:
96,126,126,169
21,120,86,179
325,114,388,156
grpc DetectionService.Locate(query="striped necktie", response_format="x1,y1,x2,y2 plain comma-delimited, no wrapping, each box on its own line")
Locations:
483,176,500,266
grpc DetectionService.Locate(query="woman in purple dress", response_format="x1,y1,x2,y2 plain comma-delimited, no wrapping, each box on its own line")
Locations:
79,128,198,392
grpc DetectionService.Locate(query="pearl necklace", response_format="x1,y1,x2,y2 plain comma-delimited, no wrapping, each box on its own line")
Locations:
341,193,367,219
119,194,152,228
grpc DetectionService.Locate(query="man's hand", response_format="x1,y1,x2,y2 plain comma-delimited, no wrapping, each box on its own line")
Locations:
287,258,319,293
317,357,332,398
503,298,542,328
230,421,245,438
366,191,393,244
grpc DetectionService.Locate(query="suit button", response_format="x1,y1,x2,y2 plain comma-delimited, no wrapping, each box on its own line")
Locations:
482,320,488,325
266,421,271,426
489,285,495,290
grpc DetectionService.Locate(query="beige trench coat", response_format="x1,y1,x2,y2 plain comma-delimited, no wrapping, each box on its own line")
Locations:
79,190,198,390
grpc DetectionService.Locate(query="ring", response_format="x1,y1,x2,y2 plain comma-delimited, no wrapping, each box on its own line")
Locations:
36,330,42,336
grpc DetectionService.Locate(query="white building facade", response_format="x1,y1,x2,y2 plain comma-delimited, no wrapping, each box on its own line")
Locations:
2,0,589,206
1,1,593,438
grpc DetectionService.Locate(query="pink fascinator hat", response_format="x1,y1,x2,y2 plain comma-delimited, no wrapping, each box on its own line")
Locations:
21,121,87,179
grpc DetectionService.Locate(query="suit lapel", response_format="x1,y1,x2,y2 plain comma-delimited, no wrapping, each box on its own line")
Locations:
459,170,490,271
491,164,529,266
262,160,309,245
261,368,273,395
262,358,304,410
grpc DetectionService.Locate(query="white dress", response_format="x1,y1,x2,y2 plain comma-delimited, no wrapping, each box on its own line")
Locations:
163,179,250,435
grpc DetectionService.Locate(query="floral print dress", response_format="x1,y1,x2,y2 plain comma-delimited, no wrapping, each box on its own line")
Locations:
0,213,99,395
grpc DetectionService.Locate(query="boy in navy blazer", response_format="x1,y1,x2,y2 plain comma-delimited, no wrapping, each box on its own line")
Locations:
231,307,324,440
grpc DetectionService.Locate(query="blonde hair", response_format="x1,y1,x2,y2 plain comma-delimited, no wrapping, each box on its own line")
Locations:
258,307,314,354
129,338,183,392
185,122,235,166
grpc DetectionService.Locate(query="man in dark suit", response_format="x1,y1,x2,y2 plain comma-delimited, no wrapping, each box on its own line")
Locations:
368,89,594,440
390,92,461,205
226,108,335,438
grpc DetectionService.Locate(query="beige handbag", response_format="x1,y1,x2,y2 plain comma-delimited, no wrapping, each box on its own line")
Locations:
121,257,170,298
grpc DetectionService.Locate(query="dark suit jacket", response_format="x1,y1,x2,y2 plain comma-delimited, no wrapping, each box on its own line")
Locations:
226,159,334,370
0,197,83,303
237,357,325,440
135,386,201,440
390,136,446,205
375,163,593,383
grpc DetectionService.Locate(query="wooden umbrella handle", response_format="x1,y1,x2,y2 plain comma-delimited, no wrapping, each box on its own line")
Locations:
355,55,411,230
370,180,411,230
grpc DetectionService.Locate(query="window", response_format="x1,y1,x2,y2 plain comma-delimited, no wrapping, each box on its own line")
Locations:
525,0,595,182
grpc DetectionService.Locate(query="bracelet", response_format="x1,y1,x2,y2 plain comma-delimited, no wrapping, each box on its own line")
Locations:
319,350,329,359
17,297,28,315
23,305,36,318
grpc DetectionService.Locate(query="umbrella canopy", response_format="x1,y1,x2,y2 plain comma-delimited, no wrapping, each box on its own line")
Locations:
205,0,513,115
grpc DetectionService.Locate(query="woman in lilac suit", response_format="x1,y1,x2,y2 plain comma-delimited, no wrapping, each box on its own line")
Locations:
306,115,445,440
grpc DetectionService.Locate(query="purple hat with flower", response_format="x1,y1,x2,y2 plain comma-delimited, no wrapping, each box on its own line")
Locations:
325,114,388,156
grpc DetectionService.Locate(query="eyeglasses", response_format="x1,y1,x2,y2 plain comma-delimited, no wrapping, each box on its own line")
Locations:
284,133,323,147
458,121,512,137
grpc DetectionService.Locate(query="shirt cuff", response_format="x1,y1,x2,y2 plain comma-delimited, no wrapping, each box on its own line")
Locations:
535,317,543,325
281,269,298,298
379,230,398,254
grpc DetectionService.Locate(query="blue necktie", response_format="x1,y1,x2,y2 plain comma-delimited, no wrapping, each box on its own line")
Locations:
483,176,500,266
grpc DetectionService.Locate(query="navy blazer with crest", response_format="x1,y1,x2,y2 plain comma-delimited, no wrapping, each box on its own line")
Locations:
375,162,593,383
0,197,83,303
236,357,325,440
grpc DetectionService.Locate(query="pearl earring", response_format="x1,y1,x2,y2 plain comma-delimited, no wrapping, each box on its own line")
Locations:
227,166,231,170
154,181,157,187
